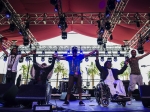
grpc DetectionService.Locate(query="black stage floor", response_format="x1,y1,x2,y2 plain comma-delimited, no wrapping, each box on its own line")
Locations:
0,99,150,112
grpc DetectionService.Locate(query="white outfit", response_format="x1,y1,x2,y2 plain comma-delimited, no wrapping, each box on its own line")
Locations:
7,54,21,72
104,69,126,96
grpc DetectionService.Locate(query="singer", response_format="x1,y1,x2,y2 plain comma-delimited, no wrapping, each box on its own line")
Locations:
127,49,150,105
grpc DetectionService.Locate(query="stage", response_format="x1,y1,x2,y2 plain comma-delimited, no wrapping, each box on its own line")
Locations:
0,98,150,112
49,98,150,112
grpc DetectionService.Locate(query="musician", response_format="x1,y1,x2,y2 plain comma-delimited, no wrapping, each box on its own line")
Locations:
95,51,128,99
127,49,150,105
0,43,34,84
56,46,98,106
29,51,56,85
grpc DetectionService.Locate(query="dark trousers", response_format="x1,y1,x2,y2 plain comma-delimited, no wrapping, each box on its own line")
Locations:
6,70,17,85
67,75,82,94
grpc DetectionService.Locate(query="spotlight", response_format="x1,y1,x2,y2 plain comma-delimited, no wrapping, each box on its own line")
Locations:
107,0,116,11
114,57,117,62
41,56,45,62
105,9,110,18
97,37,103,45
101,57,104,62
85,57,89,62
5,11,11,18
105,21,111,30
42,50,45,55
110,34,113,40
99,27,105,34
3,56,7,61
23,37,29,46
50,0,57,5
9,23,16,31
54,4,58,12
48,57,52,63
25,21,30,30
80,50,83,54
137,45,144,54
105,51,108,55
136,21,140,27
19,57,24,63
107,57,112,61
116,0,121,2
62,32,67,39
97,20,100,29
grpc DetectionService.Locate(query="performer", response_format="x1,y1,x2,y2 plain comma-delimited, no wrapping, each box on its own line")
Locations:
0,43,34,84
127,49,150,105
29,51,56,85
56,46,98,106
95,51,128,99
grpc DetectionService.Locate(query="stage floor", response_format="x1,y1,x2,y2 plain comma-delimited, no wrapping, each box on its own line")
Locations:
50,99,150,112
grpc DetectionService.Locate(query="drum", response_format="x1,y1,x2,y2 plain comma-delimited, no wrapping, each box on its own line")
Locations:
59,81,68,92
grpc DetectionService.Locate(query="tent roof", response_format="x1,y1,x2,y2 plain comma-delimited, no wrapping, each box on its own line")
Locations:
0,0,150,51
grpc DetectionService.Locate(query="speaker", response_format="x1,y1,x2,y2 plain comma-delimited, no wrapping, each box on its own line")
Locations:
0,84,18,106
59,92,76,101
139,85,150,107
15,84,51,107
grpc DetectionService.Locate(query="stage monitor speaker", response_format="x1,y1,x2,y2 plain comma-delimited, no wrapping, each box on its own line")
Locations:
139,85,150,107
0,84,18,106
15,84,50,107
59,92,76,101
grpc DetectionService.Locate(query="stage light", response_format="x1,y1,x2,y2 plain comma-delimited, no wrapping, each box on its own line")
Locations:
97,37,103,45
23,38,29,46
110,34,113,40
105,9,110,18
3,56,7,61
25,21,30,30
116,0,121,2
42,51,45,55
5,11,11,18
114,57,117,62
97,20,101,29
99,27,105,34
67,50,70,54
137,45,144,54
80,50,83,54
41,57,45,62
107,0,116,11
48,57,52,63
50,0,57,5
101,57,104,62
62,32,67,39
9,23,16,31
105,51,108,55
105,21,111,30
107,57,112,61
19,57,24,63
54,4,58,12
85,57,89,62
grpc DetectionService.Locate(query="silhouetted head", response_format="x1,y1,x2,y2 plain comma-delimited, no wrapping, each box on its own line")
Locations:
131,49,137,58
72,46,78,57
10,46,18,55
104,61,112,69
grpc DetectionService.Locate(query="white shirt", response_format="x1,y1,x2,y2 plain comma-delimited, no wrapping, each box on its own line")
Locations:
105,69,115,83
7,54,21,72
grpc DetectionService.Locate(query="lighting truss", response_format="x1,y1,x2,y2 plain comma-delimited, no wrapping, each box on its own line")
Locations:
17,45,129,56
1,0,38,47
103,0,129,41
127,20,150,48
0,12,149,25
